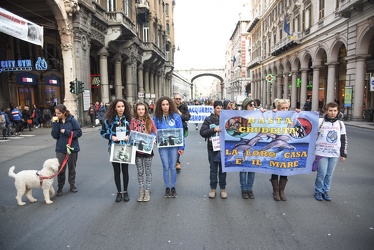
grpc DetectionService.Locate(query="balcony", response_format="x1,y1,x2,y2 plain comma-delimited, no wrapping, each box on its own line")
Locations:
247,55,263,69
270,32,302,56
337,0,366,18
136,0,150,22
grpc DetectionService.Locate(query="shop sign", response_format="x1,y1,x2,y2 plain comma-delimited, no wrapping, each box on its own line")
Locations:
45,76,60,85
16,72,37,85
0,57,48,73
344,87,352,107
91,74,101,88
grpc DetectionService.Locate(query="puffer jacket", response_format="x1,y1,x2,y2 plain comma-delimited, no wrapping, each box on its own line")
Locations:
51,115,82,153
200,113,220,151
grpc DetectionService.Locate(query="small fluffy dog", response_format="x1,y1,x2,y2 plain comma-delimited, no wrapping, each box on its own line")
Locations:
8,158,60,206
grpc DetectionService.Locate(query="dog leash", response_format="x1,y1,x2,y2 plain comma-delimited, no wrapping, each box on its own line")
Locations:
37,131,74,184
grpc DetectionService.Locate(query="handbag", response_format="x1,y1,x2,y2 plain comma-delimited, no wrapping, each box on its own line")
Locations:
95,118,100,126
27,119,33,124
312,155,324,172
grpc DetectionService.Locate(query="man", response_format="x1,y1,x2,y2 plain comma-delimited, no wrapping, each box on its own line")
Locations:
174,94,191,171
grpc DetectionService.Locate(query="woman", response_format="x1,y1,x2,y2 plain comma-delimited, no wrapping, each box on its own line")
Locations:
270,98,296,201
100,99,132,202
239,97,257,199
130,103,157,202
97,101,106,126
314,102,347,201
200,101,227,199
51,104,82,196
88,103,97,127
153,96,184,198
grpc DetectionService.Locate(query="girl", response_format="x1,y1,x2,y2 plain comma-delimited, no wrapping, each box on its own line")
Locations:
100,99,132,202
51,104,82,196
130,103,157,202
153,96,184,198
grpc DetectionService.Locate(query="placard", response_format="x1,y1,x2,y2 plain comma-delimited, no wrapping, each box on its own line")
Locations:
110,144,136,164
156,128,183,148
128,131,156,154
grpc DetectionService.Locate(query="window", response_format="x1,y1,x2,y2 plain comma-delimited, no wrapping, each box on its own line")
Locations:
166,3,169,16
335,0,339,10
123,0,129,16
107,0,116,11
143,23,149,42
319,0,325,20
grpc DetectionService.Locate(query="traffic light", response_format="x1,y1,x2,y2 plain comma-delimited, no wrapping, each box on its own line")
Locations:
77,81,84,94
69,81,75,93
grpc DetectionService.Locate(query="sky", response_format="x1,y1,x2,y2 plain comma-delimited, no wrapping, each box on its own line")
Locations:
173,0,250,70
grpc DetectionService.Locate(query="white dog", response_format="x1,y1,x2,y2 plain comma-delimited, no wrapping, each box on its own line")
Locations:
8,158,60,206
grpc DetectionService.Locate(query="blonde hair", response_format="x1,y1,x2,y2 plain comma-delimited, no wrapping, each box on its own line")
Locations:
274,98,290,109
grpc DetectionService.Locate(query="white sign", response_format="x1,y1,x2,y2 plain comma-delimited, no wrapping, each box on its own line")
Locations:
0,7,43,47
138,92,144,98
145,93,150,98
151,94,155,98
212,136,220,151
83,90,90,111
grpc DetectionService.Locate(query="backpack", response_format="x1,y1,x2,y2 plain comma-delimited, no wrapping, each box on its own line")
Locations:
0,114,6,128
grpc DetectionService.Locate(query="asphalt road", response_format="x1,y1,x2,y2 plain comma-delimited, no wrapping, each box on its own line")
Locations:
0,124,373,250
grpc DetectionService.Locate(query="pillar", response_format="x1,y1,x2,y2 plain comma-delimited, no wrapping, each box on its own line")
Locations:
98,48,109,103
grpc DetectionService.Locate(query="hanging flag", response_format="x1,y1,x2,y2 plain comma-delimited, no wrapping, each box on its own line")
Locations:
0,7,44,47
284,14,290,36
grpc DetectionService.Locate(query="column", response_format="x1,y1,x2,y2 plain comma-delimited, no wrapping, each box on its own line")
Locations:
267,80,272,108
149,70,155,102
114,55,122,99
353,58,366,120
291,71,297,109
300,68,308,108
125,59,137,104
138,65,144,102
251,81,255,98
311,66,321,111
326,63,338,103
277,75,282,99
98,48,109,103
283,74,289,99
144,67,150,101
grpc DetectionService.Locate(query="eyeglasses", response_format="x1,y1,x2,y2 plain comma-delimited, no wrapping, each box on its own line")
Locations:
249,103,255,107
175,98,181,100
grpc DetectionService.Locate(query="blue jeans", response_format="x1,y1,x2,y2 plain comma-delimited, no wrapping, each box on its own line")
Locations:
159,147,178,188
239,172,255,191
208,150,226,189
315,156,339,194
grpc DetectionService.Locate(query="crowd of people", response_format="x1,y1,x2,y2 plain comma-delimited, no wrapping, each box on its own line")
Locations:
3,94,347,204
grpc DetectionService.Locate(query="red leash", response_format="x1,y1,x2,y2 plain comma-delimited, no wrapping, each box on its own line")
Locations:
37,131,74,184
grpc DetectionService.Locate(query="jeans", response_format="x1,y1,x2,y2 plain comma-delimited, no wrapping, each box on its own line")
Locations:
315,156,339,194
208,150,226,189
239,172,255,190
159,147,179,188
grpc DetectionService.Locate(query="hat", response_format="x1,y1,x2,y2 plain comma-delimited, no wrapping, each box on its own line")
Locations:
213,100,223,108
242,97,254,109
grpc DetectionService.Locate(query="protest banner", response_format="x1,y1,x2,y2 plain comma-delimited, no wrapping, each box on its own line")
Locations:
188,105,214,123
219,110,319,176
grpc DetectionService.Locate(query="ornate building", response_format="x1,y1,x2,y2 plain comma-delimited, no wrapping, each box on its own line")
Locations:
0,0,176,123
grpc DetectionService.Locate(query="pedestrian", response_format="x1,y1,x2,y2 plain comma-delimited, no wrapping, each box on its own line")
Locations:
22,105,33,131
0,108,11,140
174,94,191,171
51,104,82,196
194,100,200,130
314,102,347,201
88,103,97,127
239,97,257,199
269,98,300,201
42,105,52,127
130,103,157,202
31,104,41,128
11,105,22,136
100,99,132,202
153,96,184,198
199,100,227,199
97,101,106,126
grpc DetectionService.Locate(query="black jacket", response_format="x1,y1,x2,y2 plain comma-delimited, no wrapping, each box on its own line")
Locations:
200,113,220,151
177,103,190,128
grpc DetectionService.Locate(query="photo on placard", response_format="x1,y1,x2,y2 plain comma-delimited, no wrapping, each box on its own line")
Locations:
110,144,136,164
156,128,184,148
128,131,156,154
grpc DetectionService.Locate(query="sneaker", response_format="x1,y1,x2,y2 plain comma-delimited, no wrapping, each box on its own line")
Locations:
208,189,216,198
248,190,255,199
322,192,331,201
314,193,323,201
195,126,198,130
115,193,122,202
171,188,177,198
242,190,249,199
220,189,228,199
143,190,151,202
165,188,171,198
123,192,130,202
176,162,181,171
137,190,145,202
70,184,78,193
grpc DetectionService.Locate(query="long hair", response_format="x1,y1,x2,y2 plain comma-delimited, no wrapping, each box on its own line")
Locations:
133,102,153,133
154,96,177,122
105,99,132,124
55,104,71,118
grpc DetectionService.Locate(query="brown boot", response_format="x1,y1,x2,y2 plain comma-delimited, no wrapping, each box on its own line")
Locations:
279,179,288,201
270,179,280,201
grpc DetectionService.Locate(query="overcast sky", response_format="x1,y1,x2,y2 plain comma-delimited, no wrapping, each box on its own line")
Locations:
174,0,250,70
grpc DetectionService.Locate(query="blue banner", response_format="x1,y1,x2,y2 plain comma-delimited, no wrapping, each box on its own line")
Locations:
188,105,214,123
219,110,319,176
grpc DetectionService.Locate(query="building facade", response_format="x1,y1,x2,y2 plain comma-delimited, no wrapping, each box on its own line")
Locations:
0,0,176,123
246,0,374,120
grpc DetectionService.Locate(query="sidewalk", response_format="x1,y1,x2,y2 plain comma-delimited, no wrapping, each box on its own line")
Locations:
343,120,374,130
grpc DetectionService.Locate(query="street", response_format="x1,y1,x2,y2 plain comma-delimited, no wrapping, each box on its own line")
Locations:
0,124,373,250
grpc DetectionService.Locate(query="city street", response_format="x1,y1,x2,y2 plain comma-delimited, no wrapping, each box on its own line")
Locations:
0,123,373,250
